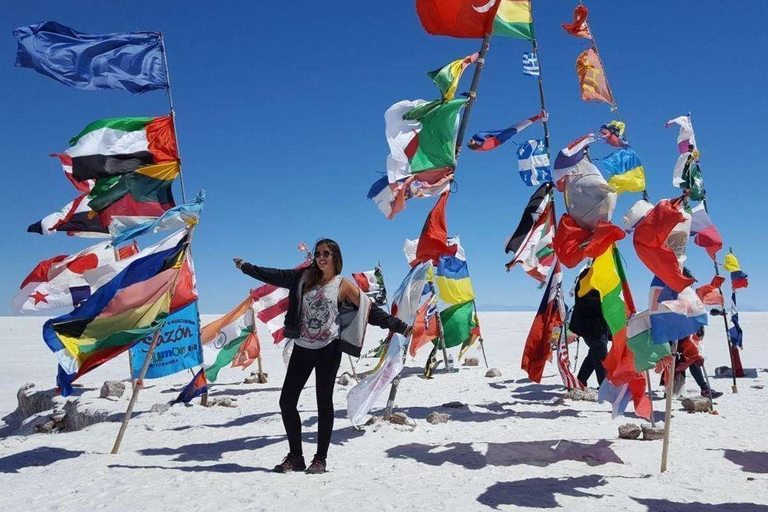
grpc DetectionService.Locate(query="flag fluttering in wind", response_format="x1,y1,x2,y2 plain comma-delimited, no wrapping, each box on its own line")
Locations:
626,310,672,373
468,112,545,151
561,4,592,39
601,148,645,195
552,133,598,187
552,214,625,269
504,182,553,276
555,317,584,390
43,234,189,395
409,289,439,357
522,51,540,77
517,139,552,187
13,21,167,94
201,297,260,382
352,265,388,307
522,261,562,383
649,276,707,344
730,292,743,349
385,99,466,182
506,198,555,283
562,156,617,232
368,169,453,219
689,203,722,259
12,240,138,314
54,116,178,182
724,253,749,290
412,193,458,266
600,121,628,148
28,193,108,237
576,48,614,106
110,191,204,245
416,0,534,40
434,301,478,349
436,254,475,304
175,368,208,404
666,116,697,153
428,53,479,101
250,261,311,344
632,199,695,293
696,275,725,306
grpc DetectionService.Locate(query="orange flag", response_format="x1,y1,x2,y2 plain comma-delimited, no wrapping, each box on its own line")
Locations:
562,5,592,39
576,48,614,106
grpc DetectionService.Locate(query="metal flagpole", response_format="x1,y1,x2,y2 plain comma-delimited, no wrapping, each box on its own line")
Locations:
453,33,492,163
111,226,196,454
159,33,187,203
686,112,737,394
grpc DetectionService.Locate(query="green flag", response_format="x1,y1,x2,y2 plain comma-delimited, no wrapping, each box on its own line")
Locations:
626,310,672,372
402,98,467,174
434,300,477,348
427,53,478,101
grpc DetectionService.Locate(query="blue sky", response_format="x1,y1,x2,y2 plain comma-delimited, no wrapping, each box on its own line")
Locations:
1,1,765,314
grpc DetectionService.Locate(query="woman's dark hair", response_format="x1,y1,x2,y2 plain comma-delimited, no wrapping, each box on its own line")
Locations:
303,238,343,292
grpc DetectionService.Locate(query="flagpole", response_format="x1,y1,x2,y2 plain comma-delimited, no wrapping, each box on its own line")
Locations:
159,33,187,203
111,225,196,454
453,32,492,162
645,369,656,427
660,356,674,472
686,112,738,393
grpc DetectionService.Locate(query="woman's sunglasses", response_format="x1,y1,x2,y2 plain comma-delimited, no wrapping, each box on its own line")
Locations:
314,250,333,259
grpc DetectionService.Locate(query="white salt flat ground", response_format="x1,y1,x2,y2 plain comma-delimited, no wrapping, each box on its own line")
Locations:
1,313,768,511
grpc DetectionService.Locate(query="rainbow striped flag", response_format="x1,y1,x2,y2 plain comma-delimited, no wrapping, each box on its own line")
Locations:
43,234,188,396
493,0,535,40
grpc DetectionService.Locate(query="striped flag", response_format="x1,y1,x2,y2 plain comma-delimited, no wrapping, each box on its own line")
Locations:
522,51,540,77
250,261,311,344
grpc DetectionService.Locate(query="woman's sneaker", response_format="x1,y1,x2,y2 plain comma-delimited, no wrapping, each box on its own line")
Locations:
273,453,306,473
701,388,723,399
305,455,327,474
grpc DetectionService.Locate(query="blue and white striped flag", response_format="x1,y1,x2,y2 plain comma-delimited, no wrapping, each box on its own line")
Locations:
522,52,540,77
517,139,552,187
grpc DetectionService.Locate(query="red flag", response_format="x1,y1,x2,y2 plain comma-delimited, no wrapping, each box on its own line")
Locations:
633,199,695,292
576,48,614,106
416,0,499,38
522,262,562,383
562,5,592,39
552,214,625,269
409,298,439,357
695,275,725,306
414,192,457,266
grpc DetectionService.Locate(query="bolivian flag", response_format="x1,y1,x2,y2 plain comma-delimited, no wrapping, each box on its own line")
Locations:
43,236,188,396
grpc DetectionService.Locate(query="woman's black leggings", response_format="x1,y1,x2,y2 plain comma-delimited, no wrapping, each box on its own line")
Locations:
279,341,342,459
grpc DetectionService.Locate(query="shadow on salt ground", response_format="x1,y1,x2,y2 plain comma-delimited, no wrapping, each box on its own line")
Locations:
139,427,365,463
0,447,84,473
397,403,581,423
477,475,608,509
633,498,768,511
386,439,623,470
166,411,279,432
109,463,272,474
160,385,282,396
720,449,768,474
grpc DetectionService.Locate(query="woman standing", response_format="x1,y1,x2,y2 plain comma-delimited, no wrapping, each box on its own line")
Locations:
234,239,410,474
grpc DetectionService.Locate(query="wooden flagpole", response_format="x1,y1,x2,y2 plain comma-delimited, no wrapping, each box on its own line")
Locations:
111,226,196,454
159,33,187,203
453,32,492,162
686,112,737,393
660,357,674,472
251,304,267,384
645,369,656,427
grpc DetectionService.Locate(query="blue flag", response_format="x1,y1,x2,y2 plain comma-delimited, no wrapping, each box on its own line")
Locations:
13,21,168,94
517,139,552,187
111,192,205,245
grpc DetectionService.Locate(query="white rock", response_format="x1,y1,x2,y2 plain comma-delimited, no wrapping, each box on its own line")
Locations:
618,423,642,439
642,425,665,441
485,368,502,378
564,388,598,402
389,412,416,427
150,403,171,414
100,381,126,399
464,357,480,367
426,412,450,424
681,396,711,413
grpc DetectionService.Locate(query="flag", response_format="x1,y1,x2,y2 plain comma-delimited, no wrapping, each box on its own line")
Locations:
597,380,632,419
404,236,464,267
43,236,188,396
517,138,552,187
626,310,672,373
696,275,725,306
12,240,138,315
562,4,592,39
552,133,598,186
632,199,695,293
391,262,433,324
28,193,109,237
649,276,708,344
175,368,207,404
576,48,614,106
436,255,475,304
506,201,556,283
250,262,311,344
689,203,722,259
13,21,167,94
522,261,562,383
468,111,544,151
666,115,697,153
201,297,260,382
87,161,178,212
552,214,625,269
412,193,458,266
368,169,453,219
385,99,466,181
504,182,552,260
416,0,533,40
730,292,743,349
679,156,705,201
600,121,628,148
433,301,478,349
428,53,479,101
522,51,540,77
352,266,388,307
110,191,204,245
602,148,645,194
410,292,439,357
556,317,584,390
562,156,617,232
724,253,749,290
54,116,178,183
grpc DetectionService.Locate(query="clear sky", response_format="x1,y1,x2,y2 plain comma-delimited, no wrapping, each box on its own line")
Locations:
1,1,766,315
